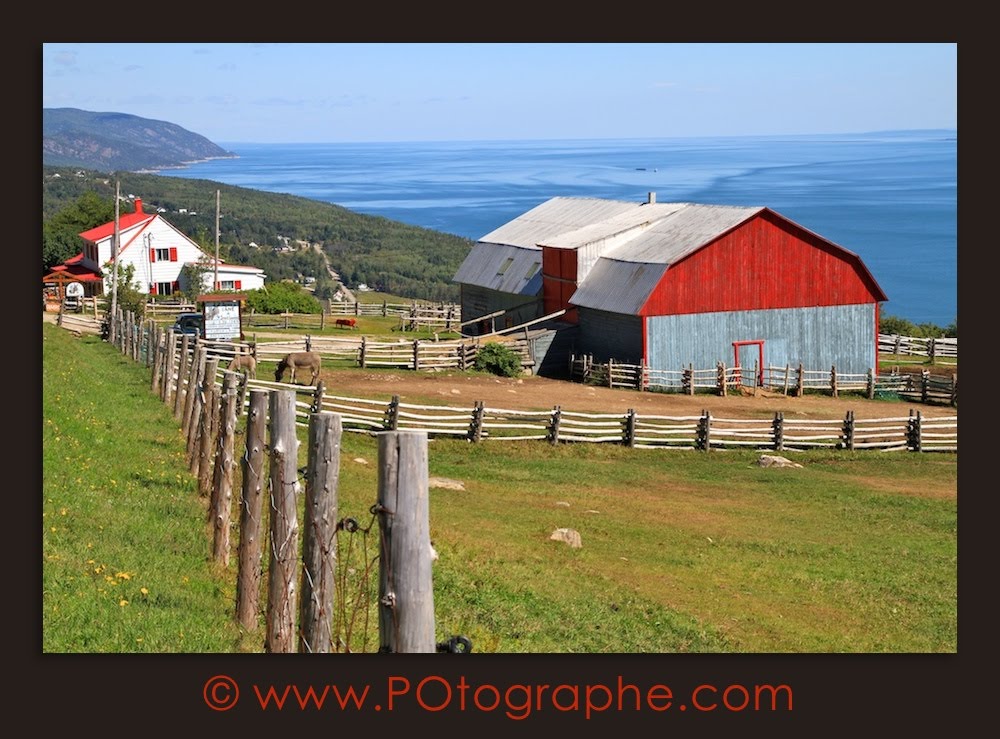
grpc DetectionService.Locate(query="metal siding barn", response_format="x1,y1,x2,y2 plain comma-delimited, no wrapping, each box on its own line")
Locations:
453,195,887,377
576,308,643,363
646,304,878,375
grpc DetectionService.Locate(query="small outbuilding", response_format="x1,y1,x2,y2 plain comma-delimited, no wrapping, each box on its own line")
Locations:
454,193,888,378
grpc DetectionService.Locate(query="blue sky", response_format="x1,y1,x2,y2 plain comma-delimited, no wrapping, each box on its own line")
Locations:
42,43,957,144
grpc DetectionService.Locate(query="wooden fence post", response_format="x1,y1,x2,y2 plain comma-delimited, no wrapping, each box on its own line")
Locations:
469,400,485,442
894,334,902,356
796,362,804,397
359,336,367,368
607,358,614,388
163,331,178,405
235,372,248,418
382,299,387,317
921,370,930,404
174,334,191,420
625,408,637,447
842,410,855,451
772,412,784,451
210,372,240,567
197,367,221,494
696,410,711,451
637,358,646,391
299,411,342,654
413,340,421,371
236,389,268,631
182,345,206,438
548,405,561,445
266,389,300,653
305,335,312,353
950,373,958,407
866,368,875,400
150,327,164,395
907,409,923,452
928,337,936,364
717,362,727,397
831,365,838,398
377,430,436,653
311,381,325,414
385,395,400,431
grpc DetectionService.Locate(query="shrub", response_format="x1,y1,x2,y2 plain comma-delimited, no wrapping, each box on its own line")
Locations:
473,342,522,377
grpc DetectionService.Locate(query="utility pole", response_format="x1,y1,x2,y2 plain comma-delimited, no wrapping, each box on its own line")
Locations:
109,180,121,340
214,189,220,291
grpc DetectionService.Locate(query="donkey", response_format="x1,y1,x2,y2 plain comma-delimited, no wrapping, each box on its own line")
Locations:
274,351,322,385
227,353,257,380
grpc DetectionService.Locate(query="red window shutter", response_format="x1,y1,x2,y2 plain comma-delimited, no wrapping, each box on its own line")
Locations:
149,248,156,263
215,281,220,290
169,247,178,262
150,283,158,296
172,280,179,291
235,280,242,290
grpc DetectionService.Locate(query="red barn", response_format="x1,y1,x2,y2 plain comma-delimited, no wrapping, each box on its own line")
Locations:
455,194,887,378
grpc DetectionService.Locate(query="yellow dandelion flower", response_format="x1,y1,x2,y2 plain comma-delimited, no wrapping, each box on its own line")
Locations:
116,572,131,580
119,599,129,607
140,587,149,596
136,638,143,643
60,508,68,516
87,559,95,564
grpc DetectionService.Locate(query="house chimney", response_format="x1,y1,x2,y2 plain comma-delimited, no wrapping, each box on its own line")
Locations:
647,192,656,204
134,198,143,214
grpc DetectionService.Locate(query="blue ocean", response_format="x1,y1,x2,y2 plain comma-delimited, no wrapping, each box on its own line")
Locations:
159,131,957,326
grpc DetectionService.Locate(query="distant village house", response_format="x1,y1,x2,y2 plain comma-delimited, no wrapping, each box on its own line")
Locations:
44,197,266,298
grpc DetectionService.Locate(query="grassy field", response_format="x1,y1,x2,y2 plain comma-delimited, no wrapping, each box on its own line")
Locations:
41,322,957,653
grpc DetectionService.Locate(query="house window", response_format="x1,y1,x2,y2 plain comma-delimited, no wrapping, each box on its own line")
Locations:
155,248,171,261
155,282,176,296
496,257,514,276
216,280,236,290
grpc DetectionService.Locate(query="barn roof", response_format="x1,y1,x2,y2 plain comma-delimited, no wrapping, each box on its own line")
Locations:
452,243,543,295
569,259,668,315
478,197,651,248
454,195,888,312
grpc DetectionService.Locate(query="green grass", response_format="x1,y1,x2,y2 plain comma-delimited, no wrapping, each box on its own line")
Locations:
42,323,958,653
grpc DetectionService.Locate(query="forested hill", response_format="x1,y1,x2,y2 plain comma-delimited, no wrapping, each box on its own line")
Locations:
43,108,236,173
43,166,473,303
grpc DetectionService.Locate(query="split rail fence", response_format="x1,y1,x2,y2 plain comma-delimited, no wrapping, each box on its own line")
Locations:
570,355,957,407
104,309,960,454
104,308,456,654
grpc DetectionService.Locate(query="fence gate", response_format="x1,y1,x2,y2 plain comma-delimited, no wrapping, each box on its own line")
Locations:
732,340,764,389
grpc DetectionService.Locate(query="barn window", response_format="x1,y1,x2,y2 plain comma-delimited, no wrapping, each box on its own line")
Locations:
496,257,514,276
525,262,540,280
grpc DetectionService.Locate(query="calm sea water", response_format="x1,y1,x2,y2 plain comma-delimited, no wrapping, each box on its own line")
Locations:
159,131,957,326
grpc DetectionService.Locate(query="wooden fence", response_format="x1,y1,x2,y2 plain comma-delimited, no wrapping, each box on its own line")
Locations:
246,302,462,333
108,309,445,653
252,334,520,373
570,354,957,406
878,333,957,363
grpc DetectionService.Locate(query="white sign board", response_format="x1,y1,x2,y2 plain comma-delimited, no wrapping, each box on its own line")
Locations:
65,282,84,297
203,301,242,341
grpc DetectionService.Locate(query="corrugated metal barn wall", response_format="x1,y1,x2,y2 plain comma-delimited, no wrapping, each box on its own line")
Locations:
645,304,878,376
576,308,643,363
460,284,543,335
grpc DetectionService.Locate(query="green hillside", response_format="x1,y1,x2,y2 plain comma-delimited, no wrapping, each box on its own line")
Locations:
43,166,474,303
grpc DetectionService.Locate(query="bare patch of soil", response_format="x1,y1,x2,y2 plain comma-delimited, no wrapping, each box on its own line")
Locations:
317,366,958,422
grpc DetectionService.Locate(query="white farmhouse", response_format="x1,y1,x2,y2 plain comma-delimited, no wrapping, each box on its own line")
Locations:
51,197,266,297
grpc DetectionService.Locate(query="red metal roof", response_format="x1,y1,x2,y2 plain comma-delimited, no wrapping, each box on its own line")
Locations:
78,198,155,242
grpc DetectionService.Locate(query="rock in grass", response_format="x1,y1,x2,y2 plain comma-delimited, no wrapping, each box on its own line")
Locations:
550,528,582,548
429,476,465,491
758,454,803,468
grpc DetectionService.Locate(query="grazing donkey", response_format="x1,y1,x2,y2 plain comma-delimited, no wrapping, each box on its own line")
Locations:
227,353,257,380
274,351,322,385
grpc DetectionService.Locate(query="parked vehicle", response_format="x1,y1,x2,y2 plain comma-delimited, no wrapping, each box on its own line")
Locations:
171,312,203,338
